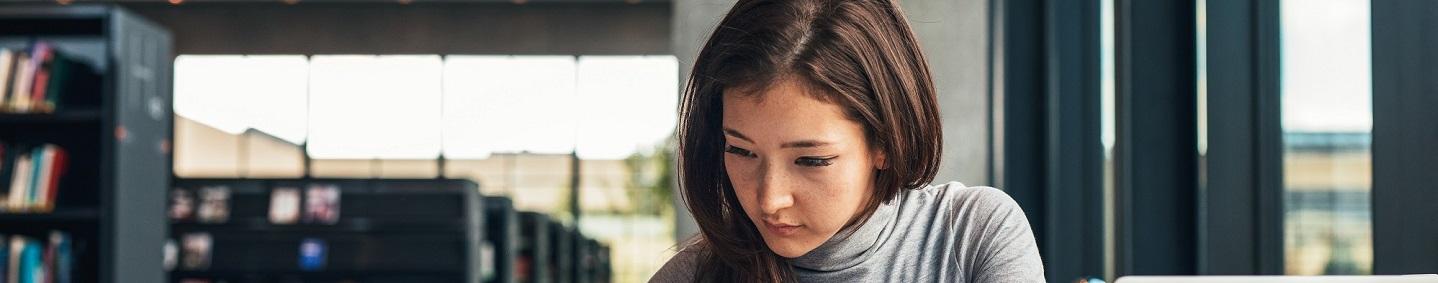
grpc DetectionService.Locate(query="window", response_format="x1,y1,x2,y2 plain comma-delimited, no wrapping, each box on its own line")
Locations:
173,54,680,282
1280,0,1373,275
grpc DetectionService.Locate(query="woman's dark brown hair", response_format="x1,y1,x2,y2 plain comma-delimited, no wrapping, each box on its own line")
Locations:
675,0,943,281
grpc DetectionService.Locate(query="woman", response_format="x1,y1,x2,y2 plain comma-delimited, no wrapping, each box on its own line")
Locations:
651,0,1045,282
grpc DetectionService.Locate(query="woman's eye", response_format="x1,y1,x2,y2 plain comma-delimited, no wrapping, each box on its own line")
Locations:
724,145,757,158
795,156,836,167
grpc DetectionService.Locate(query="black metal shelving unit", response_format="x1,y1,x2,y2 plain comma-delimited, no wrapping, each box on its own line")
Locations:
484,196,518,283
0,4,172,283
168,178,485,283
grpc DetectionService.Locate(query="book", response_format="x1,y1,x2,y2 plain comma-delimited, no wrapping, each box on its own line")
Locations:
0,49,14,110
0,144,67,213
0,42,99,113
6,235,19,283
268,187,300,225
25,147,40,212
49,231,70,283
8,152,31,212
8,53,31,113
31,146,52,213
162,239,176,272
180,233,211,271
40,146,65,213
196,186,229,224
168,188,194,222
27,43,51,114
38,45,95,113
298,238,326,271
481,242,495,281
17,236,38,283
304,184,340,224
39,234,51,283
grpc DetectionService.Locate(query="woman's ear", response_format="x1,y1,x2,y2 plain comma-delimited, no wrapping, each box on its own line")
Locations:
873,150,888,170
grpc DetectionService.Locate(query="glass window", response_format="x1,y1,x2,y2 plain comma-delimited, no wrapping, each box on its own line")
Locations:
574,56,679,160
173,54,679,282
308,55,444,159
1280,0,1373,275
173,55,308,177
442,55,578,159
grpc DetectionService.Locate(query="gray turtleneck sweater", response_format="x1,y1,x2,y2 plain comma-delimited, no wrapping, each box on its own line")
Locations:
649,182,1046,282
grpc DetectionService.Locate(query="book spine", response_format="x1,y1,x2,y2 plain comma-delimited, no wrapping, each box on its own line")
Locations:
30,148,50,213
7,236,21,283
8,153,30,212
17,238,37,283
50,233,66,283
40,147,64,213
0,143,8,209
40,236,51,283
27,44,52,114
26,147,42,212
0,49,14,110
8,53,30,113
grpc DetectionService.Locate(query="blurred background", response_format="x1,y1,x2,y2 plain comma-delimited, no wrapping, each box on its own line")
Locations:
0,0,1433,282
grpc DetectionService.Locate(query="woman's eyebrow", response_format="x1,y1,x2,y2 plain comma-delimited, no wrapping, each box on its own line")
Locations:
723,127,754,142
724,127,832,148
780,140,832,149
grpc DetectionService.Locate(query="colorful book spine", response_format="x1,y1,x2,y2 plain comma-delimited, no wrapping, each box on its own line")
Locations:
0,144,66,213
0,42,97,114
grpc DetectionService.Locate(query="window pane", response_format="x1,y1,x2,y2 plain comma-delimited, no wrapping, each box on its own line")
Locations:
1280,0,1373,275
442,55,578,159
1100,0,1117,279
574,56,679,160
308,55,443,159
173,55,308,177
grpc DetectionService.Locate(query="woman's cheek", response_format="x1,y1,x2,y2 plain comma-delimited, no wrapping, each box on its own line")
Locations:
723,156,755,190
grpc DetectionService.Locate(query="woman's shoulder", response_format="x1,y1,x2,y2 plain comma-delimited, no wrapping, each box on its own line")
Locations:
913,181,1024,213
648,241,701,283
909,181,1030,231
921,181,1045,281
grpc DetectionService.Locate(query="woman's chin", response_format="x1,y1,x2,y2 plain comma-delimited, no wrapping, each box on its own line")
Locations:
764,238,820,258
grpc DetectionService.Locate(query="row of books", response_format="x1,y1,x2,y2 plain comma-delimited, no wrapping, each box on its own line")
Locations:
168,184,342,225
1,232,74,283
0,144,67,214
0,42,97,114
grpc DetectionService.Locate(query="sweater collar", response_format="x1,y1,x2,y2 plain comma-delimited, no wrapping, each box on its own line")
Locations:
787,194,900,272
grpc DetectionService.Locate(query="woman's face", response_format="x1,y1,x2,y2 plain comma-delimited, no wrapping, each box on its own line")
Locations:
721,78,885,258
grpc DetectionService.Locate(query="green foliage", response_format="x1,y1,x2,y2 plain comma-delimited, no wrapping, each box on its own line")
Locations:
624,137,677,216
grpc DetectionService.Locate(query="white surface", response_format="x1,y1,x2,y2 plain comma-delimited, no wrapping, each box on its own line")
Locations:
1116,275,1438,283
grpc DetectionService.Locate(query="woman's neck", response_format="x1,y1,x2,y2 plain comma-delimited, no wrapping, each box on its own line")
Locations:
787,194,901,272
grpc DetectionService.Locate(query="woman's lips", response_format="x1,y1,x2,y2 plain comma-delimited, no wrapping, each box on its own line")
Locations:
764,221,802,236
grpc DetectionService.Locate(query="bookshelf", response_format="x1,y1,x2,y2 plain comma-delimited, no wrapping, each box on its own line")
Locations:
484,196,518,283
168,178,485,283
517,212,552,283
0,4,172,283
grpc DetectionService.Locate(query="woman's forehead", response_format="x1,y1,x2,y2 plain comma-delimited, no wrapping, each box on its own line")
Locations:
721,80,863,146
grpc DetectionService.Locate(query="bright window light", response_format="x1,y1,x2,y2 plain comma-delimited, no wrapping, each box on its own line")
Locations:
307,55,444,159
574,56,679,160
174,55,309,144
442,55,578,159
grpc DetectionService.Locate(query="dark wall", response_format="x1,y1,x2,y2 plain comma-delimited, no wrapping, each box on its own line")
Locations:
122,2,671,55
1371,0,1438,274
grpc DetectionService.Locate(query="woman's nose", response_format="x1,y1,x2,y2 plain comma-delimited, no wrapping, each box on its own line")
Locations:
755,162,795,215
